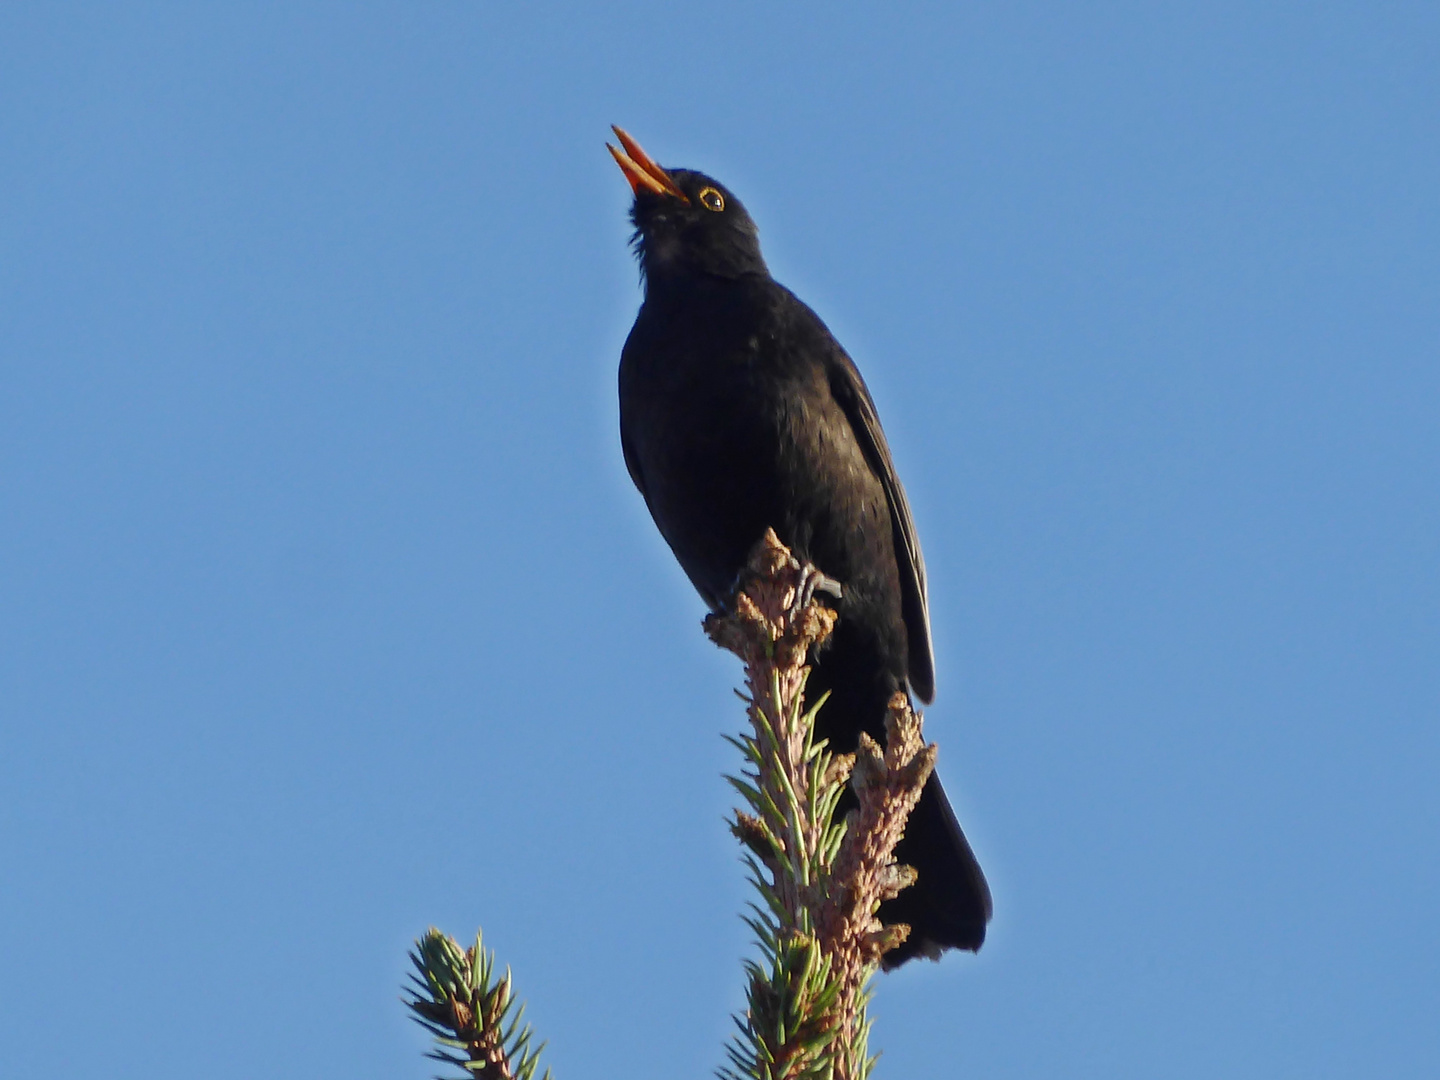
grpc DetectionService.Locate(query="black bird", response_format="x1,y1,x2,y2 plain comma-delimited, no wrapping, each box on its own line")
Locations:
610,127,991,965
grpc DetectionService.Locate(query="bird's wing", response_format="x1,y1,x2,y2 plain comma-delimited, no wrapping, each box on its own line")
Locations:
825,345,937,703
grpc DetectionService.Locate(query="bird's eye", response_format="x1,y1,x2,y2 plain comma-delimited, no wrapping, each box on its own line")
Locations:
698,186,725,212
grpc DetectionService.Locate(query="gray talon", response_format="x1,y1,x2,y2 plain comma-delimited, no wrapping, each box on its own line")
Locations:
791,563,843,620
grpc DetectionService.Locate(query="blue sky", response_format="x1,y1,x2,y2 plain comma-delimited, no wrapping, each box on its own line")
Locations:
2,3,1436,1077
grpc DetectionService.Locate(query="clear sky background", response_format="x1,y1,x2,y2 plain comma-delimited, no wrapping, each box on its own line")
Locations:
2,3,1436,1077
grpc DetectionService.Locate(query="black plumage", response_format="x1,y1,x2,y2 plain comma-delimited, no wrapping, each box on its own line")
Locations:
610,128,991,965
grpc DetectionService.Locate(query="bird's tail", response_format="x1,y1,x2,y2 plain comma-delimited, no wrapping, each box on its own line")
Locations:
880,772,992,966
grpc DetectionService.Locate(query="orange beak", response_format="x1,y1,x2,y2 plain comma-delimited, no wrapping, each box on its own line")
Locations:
607,126,689,202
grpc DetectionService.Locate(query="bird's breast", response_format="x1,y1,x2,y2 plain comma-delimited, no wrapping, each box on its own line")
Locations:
619,287,890,611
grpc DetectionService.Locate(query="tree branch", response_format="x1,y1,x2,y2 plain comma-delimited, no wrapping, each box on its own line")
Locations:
708,530,935,1080
406,528,939,1080
405,928,551,1080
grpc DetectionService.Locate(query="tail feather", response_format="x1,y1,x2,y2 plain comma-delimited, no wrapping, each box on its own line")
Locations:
880,773,992,966
803,621,992,967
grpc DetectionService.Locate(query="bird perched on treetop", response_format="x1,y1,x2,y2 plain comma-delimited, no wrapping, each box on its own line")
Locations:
610,127,991,965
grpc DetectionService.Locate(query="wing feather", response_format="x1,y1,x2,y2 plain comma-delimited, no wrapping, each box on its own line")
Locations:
825,349,937,703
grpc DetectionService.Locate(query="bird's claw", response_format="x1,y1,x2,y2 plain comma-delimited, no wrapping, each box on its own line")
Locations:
790,562,843,622
715,537,842,626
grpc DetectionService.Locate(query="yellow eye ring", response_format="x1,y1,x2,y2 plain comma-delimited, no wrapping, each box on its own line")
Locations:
698,186,725,212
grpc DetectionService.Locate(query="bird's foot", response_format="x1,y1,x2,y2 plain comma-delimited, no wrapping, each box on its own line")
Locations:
789,561,843,623
706,531,843,661
714,553,840,622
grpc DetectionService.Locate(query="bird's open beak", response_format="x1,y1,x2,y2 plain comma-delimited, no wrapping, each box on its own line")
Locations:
608,126,689,202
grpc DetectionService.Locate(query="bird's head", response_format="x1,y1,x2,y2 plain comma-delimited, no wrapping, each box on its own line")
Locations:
608,126,768,285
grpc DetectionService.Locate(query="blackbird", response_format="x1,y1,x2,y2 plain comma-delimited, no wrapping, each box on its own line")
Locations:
610,127,991,965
